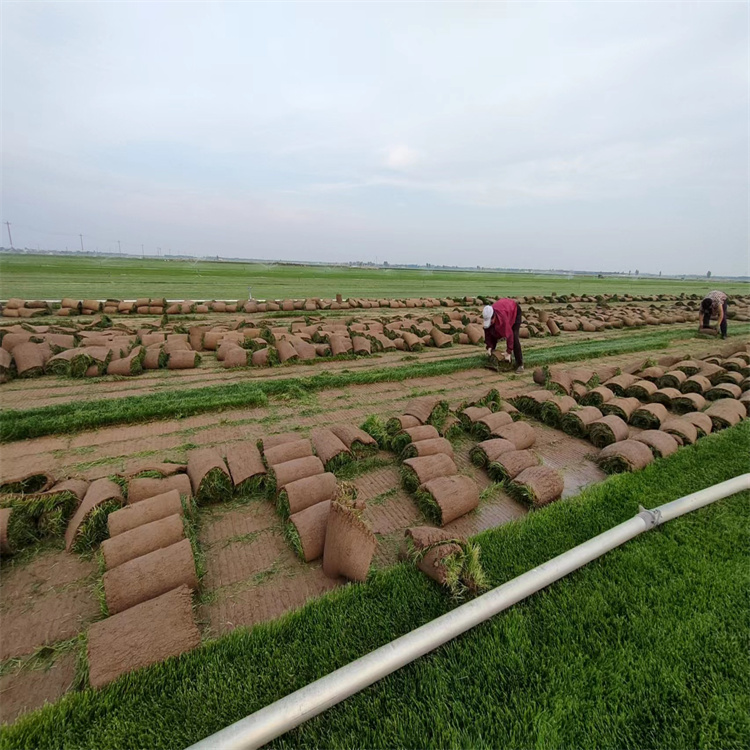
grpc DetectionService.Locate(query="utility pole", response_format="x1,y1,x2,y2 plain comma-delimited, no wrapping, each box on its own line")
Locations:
80,234,84,252
4,221,12,249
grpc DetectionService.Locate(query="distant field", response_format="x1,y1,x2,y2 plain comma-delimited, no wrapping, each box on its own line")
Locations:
0,253,747,300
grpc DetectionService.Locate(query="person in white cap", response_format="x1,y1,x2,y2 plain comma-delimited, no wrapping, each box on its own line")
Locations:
482,298,524,372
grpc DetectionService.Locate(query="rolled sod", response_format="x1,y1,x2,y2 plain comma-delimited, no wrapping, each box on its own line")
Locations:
277,472,337,518
469,438,516,468
46,348,77,376
649,387,682,407
225,442,266,497
286,499,332,561
385,414,422,435
401,454,458,493
506,466,564,508
681,411,714,438
638,366,665,382
657,370,687,389
101,514,185,570
672,393,707,414
510,389,555,417
0,471,55,495
87,585,200,689
712,370,744,386
629,403,669,429
740,390,750,416
415,474,479,526
472,411,514,440
330,424,378,457
440,414,464,440
264,439,313,467
540,395,578,427
674,360,701,376
127,474,192,504
391,425,440,454
624,380,658,401
680,375,711,394
108,489,184,537
603,373,639,396
492,421,536,450
597,439,654,474
311,428,353,471
661,418,698,445
400,437,454,460
187,448,232,504
633,430,680,459
706,383,742,401
0,506,37,555
457,405,492,429
560,406,603,438
11,342,47,377
589,415,629,449
268,456,325,496
103,538,198,614
64,477,124,552
403,396,443,425
487,449,539,483
257,432,301,452
579,386,614,407
705,399,746,430
600,397,641,422
322,502,376,582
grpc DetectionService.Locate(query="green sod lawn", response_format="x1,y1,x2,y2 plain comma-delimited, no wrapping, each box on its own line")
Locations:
2,422,747,749
1,253,747,300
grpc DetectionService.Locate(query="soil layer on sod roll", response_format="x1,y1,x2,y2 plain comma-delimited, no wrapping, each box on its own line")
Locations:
329,424,378,456
108,489,183,536
64,478,124,551
492,421,536,450
681,375,712,394
597,440,655,474
101,514,185,570
511,389,555,417
672,393,707,414
278,472,337,517
415,474,480,526
540,395,577,427
469,438,516,467
706,383,743,401
87,585,200,689
385,414,421,435
473,411,514,440
560,406,603,438
0,471,55,495
391,425,440,454
661,418,698,445
258,432,301,452
400,437,454,460
589,415,629,448
657,370,687,389
405,526,464,586
633,430,680,458
506,466,564,507
680,411,713,437
600,397,641,421
287,499,332,561
264,439,312,467
224,443,266,494
458,405,492,428
311,428,352,471
401,454,458,492
0,507,14,554
603,373,639,395
705,399,746,430
322,502,376,582
624,380,658,401
579,386,614,407
127,475,191,504
630,403,669,429
270,455,325,495
103,538,198,614
402,397,442,424
487,450,540,482
187,448,232,504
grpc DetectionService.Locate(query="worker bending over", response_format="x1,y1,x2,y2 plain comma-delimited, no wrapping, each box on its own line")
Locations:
482,298,524,372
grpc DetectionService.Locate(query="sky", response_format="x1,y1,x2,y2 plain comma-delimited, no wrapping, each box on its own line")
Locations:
1,1,748,276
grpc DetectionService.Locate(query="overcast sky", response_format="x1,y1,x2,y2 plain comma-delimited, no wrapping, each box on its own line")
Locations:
2,1,748,276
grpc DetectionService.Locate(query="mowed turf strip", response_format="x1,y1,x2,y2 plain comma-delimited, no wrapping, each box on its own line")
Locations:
2,423,747,749
4,253,748,299
3,326,743,443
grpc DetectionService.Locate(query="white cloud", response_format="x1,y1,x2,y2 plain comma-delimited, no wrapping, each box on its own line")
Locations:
384,145,419,171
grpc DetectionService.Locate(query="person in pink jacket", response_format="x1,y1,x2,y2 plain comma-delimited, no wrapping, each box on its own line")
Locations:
482,298,524,372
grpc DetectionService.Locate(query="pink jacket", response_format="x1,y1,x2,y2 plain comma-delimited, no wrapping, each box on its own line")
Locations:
484,298,518,353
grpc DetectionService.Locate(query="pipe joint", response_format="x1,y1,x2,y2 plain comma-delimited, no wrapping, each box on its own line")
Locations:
637,505,662,529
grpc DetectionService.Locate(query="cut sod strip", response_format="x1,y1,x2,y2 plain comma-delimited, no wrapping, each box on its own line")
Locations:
405,526,487,598
391,425,440,455
624,379,658,401
472,411,514,440
264,439,313,467
560,406,603,438
672,393,707,414
540,395,577,428
266,456,325,497
649,387,682,407
311,428,353,472
0,506,37,555
505,465,564,508
187,448,232,505
457,405,492,430
705,399,746,430
322,502,376,582
276,472,337,518
589,415,629,449
414,474,480,526
64,477,124,553
329,424,379,458
661,418,698,445
491,421,537,450
706,383,742,401
629,403,669,430
286,500,332,562
108,489,184,537
579,386,614,407
600,397,641,422
0,471,55,495
510,389,555,418
597,440,655,474
469,438,516,468
487,449,540,483
101,514,186,570
127,474,192,504
633,430,680,459
224,442,266,498
401,454,458,493
400,437,454,460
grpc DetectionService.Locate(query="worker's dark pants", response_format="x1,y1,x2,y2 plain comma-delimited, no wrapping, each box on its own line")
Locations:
512,304,523,366
703,301,728,337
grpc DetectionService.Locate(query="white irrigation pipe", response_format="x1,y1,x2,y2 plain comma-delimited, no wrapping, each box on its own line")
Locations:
190,474,750,750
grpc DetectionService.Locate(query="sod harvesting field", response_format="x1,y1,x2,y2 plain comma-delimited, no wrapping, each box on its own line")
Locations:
0,259,748,746
2,253,747,300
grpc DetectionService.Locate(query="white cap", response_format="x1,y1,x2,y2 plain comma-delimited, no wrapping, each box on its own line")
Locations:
482,305,494,328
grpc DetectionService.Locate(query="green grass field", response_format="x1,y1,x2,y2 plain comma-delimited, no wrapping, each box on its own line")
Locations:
2,422,747,748
1,253,746,300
